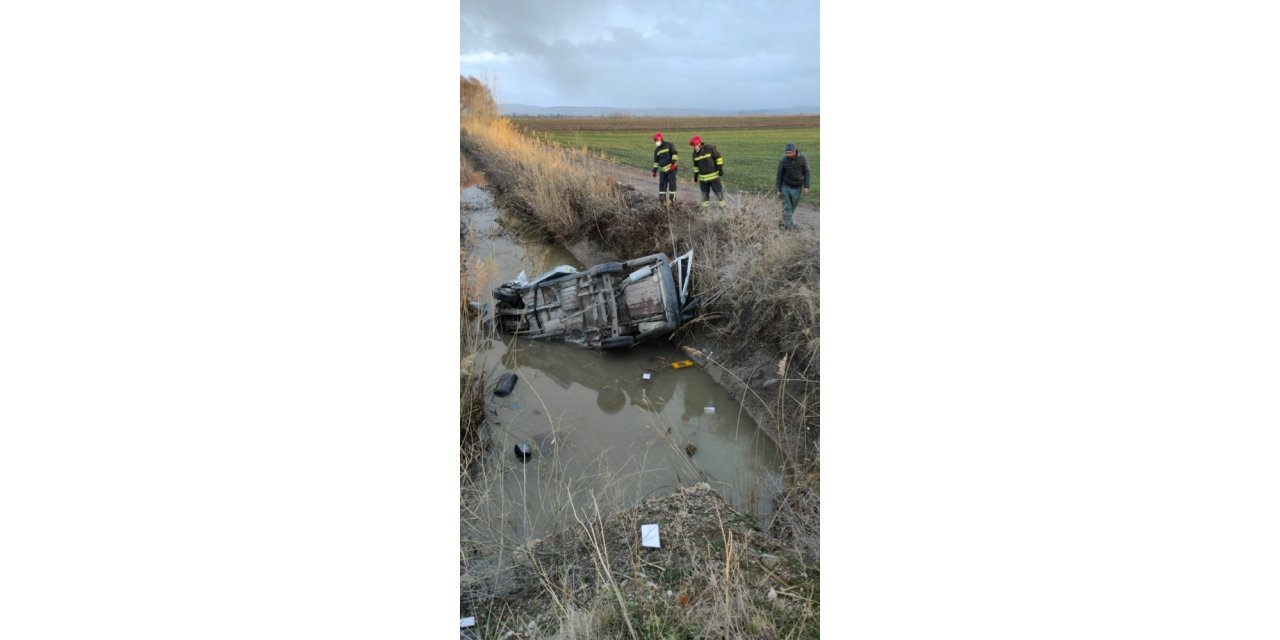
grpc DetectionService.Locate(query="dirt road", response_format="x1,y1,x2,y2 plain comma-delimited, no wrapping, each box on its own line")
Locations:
585,156,822,233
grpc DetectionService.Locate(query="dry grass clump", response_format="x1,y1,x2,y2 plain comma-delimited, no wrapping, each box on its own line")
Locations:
461,74,498,119
468,483,819,639
770,461,821,566
591,198,692,257
462,115,631,242
460,247,492,473
460,366,486,472
672,195,820,366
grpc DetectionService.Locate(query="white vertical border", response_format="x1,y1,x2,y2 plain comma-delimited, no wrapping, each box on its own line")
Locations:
840,0,1280,637
1,1,453,637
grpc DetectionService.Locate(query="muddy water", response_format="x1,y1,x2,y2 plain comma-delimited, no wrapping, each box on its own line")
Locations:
461,155,782,549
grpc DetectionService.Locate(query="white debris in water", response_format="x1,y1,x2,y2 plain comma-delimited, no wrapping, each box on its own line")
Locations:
704,405,716,415
460,617,476,628
642,371,652,380
641,524,661,548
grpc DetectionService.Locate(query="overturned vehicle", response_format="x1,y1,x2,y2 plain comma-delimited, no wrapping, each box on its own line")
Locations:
492,251,696,350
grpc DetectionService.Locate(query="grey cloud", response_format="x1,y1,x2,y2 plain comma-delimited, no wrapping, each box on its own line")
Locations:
461,0,819,110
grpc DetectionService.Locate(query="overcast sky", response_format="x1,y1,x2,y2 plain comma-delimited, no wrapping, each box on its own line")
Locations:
460,0,820,110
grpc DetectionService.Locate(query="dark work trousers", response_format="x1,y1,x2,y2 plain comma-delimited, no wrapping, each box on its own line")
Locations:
780,184,803,230
658,170,677,202
698,179,726,208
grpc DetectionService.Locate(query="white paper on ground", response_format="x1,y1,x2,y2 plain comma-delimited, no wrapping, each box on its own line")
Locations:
460,617,476,628
641,524,661,548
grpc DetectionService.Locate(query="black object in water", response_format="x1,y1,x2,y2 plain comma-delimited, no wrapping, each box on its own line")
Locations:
494,372,519,397
514,442,532,462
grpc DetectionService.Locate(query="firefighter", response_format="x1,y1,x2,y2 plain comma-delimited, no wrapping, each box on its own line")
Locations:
689,135,726,209
651,132,678,203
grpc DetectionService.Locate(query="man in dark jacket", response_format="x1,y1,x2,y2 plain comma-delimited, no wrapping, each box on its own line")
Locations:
651,132,678,203
775,142,810,230
689,135,726,209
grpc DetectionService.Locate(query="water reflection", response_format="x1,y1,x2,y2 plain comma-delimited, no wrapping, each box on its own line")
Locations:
500,339,702,417
489,337,782,528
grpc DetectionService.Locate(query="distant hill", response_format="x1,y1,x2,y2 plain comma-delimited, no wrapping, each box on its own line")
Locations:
499,104,819,117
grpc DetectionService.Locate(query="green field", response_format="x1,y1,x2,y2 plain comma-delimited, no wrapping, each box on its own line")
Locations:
514,117,820,205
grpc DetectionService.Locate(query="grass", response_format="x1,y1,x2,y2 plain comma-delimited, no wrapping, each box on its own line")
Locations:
516,120,821,205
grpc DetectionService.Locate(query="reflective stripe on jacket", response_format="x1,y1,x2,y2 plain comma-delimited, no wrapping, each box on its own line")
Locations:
691,144,724,181
653,141,678,172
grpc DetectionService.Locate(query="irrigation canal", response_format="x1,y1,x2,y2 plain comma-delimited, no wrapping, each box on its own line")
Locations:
460,154,783,550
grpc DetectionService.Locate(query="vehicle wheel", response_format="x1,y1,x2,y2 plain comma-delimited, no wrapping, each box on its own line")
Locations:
588,262,624,276
493,287,522,305
600,335,636,350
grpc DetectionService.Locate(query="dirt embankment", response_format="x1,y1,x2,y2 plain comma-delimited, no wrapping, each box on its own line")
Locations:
580,155,822,233
558,155,820,465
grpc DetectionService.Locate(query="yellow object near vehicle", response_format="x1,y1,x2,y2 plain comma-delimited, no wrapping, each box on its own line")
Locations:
670,360,695,369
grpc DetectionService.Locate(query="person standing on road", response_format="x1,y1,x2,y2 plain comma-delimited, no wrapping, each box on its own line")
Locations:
775,142,810,230
651,132,678,203
689,135,726,209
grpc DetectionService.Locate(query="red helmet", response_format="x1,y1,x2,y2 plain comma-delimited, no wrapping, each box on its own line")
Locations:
689,135,702,146
653,132,663,141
